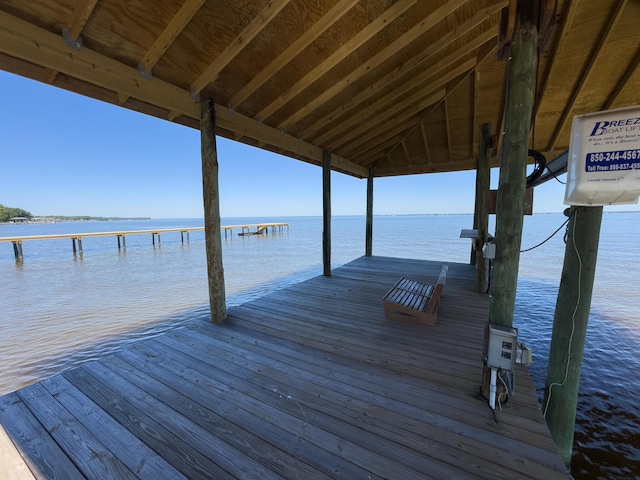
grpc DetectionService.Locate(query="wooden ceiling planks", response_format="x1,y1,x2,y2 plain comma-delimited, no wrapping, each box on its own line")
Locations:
0,0,639,178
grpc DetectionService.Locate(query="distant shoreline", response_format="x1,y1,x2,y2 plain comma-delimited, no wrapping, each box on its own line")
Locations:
1,216,151,225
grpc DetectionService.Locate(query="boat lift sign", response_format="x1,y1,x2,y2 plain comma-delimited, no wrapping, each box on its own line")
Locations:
565,105,640,206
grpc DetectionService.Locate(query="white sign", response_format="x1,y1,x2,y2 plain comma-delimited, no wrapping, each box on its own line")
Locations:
565,105,640,206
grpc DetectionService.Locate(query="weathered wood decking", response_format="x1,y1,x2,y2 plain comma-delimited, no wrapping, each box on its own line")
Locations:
0,256,568,479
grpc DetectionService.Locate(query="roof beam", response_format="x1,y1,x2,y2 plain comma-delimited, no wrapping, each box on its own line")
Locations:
191,0,292,94
420,121,432,167
340,88,447,157
601,44,640,110
547,0,628,151
532,0,579,122
257,0,416,122
277,0,470,131
299,2,504,140
362,43,493,166
0,10,366,178
230,0,359,109
332,58,476,152
67,0,99,41
140,0,206,76
444,97,452,164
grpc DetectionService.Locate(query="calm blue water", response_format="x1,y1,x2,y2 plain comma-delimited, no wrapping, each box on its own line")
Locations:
1,213,639,478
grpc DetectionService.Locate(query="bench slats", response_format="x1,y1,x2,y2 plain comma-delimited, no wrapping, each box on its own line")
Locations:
381,265,447,326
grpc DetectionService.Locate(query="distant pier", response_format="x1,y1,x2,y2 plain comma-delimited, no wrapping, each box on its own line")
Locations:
0,223,289,259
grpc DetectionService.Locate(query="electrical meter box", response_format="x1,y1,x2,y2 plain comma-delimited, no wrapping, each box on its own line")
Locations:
487,324,518,371
565,105,640,206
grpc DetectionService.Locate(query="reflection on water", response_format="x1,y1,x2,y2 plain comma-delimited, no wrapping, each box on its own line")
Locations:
1,213,639,478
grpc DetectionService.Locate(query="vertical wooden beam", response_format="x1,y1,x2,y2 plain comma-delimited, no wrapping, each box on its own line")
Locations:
544,206,603,467
475,123,491,293
365,167,374,257
201,97,226,323
489,0,538,327
322,148,332,276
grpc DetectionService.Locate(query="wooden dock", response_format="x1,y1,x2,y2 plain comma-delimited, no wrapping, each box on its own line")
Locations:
0,223,289,259
0,256,567,479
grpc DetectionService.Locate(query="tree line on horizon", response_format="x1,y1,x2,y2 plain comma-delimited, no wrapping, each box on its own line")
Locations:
1,204,150,223
0,203,32,222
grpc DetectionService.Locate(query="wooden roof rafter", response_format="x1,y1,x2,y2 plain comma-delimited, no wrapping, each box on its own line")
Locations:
191,0,293,95
532,0,578,126
140,0,206,77
256,0,417,123
334,58,477,153
420,120,432,168
300,1,504,143
601,45,640,110
367,41,495,173
229,0,359,110
444,96,453,164
46,0,99,85
66,0,99,44
276,0,472,132
547,0,629,151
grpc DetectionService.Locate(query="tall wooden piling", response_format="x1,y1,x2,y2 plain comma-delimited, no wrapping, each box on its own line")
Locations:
323,148,331,276
201,98,226,323
544,206,603,466
489,0,538,327
365,167,374,257
475,123,491,293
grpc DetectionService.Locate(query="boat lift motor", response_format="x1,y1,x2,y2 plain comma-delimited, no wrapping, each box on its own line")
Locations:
486,324,533,410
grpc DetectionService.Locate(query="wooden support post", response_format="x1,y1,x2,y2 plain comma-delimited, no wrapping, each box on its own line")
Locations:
77,238,82,253
544,206,603,466
12,241,23,259
117,235,121,249
476,123,492,293
322,148,331,276
122,236,126,249
201,97,226,323
489,0,538,327
365,167,374,257
151,233,155,246
72,238,77,255
181,231,184,244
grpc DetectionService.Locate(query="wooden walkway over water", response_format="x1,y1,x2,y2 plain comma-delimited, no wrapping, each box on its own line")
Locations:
0,256,567,479
0,223,289,259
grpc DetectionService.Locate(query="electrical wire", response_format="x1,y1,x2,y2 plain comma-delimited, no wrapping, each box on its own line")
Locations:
543,209,581,418
526,149,547,187
520,208,576,253
546,163,567,185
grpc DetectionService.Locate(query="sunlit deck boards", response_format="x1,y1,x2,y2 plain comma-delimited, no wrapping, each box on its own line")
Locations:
0,256,568,479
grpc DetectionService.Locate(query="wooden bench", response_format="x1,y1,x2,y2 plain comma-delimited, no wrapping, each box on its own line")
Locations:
381,265,448,325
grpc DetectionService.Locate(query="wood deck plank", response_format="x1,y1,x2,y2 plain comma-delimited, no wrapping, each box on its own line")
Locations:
0,393,84,480
17,384,137,480
39,375,188,480
0,256,568,479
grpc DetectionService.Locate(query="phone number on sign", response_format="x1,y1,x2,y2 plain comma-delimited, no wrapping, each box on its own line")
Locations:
585,149,640,172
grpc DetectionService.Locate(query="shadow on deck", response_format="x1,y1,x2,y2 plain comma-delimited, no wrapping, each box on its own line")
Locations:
0,256,568,479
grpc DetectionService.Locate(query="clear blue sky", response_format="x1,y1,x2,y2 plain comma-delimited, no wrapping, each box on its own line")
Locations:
1,70,632,218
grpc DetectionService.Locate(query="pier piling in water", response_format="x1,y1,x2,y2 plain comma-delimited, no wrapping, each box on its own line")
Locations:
544,206,603,466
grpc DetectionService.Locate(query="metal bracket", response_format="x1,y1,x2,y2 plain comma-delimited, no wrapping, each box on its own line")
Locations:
227,103,234,114
138,63,152,80
190,86,200,101
62,28,82,50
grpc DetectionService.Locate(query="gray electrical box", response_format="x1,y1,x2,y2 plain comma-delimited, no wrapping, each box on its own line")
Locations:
487,324,518,370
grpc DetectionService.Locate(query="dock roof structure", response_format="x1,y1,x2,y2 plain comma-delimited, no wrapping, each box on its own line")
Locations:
1,0,638,178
